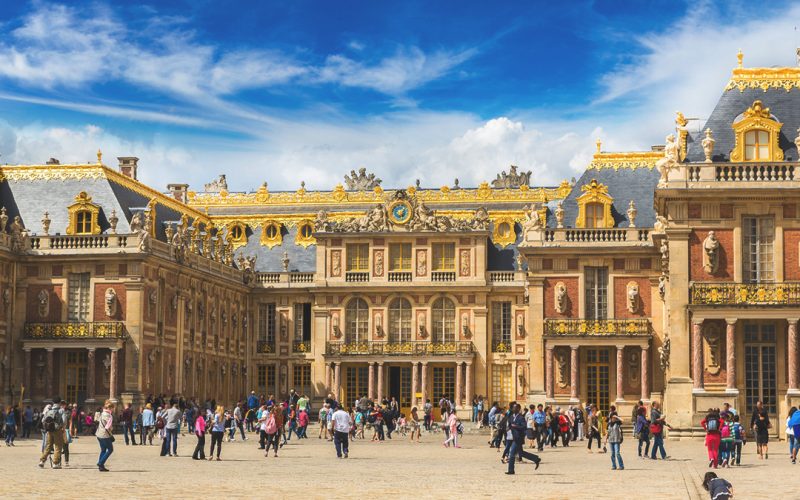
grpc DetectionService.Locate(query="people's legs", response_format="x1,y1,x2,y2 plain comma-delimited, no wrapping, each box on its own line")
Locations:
339,430,349,455
170,428,178,454
238,422,246,440
611,442,618,469
215,431,222,458
735,441,742,465
507,440,518,473
193,434,205,458
333,430,343,457
63,440,69,464
100,437,114,467
39,432,53,463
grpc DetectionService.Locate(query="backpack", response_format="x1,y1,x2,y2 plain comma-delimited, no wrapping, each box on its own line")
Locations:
574,408,584,423
265,415,277,434
156,416,166,430
720,423,731,438
43,408,61,432
706,419,718,432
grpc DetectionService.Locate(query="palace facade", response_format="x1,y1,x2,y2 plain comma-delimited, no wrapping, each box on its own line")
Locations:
1,54,799,437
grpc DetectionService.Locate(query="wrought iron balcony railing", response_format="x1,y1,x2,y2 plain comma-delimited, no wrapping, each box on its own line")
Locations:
24,321,125,339
326,340,474,356
256,340,275,354
543,318,651,337
293,340,311,353
690,282,800,306
492,340,512,352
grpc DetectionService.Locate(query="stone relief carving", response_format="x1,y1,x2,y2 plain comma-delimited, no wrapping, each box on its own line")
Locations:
417,312,427,338
491,165,531,189
331,312,341,338
521,204,543,233
459,249,470,276
0,206,8,233
705,324,722,374
554,282,567,314
344,167,382,191
516,312,525,338
626,281,640,314
374,251,384,276
461,313,471,338
555,350,568,388
658,275,667,301
656,134,679,187
416,250,427,276
37,290,49,318
659,336,671,371
702,128,715,162
703,231,719,274
628,350,640,382
10,216,27,252
104,288,117,317
517,364,526,397
374,312,384,338
660,239,669,273
331,250,341,277
204,174,228,193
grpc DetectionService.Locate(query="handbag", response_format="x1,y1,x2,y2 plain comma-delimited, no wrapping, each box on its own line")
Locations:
109,434,116,443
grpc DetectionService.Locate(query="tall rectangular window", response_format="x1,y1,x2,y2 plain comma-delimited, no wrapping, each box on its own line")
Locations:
432,243,455,271
584,267,608,320
742,216,774,283
258,303,276,342
257,364,276,396
293,364,312,396
67,272,91,321
389,243,412,271
294,303,311,341
491,302,512,351
346,243,369,271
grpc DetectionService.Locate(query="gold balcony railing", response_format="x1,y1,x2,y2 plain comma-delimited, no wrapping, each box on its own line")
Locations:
543,318,651,337
24,322,125,339
326,340,474,356
293,340,311,353
690,282,800,306
256,340,275,354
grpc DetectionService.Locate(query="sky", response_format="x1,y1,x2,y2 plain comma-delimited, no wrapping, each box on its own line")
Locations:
0,0,799,192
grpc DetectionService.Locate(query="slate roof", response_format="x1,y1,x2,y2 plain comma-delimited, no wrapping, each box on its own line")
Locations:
552,167,660,229
686,87,800,162
232,225,316,273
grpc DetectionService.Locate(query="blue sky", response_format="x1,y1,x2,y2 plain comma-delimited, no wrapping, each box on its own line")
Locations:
0,0,798,191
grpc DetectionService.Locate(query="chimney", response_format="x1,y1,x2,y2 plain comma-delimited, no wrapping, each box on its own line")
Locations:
45,158,60,165
167,183,190,203
117,156,139,180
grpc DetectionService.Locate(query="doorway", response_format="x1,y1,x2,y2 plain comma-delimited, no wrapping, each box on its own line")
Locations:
63,351,87,404
586,348,610,412
744,323,777,416
388,366,412,412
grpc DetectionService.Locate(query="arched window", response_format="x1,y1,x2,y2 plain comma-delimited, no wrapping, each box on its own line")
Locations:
744,129,769,161
585,203,604,229
431,297,455,343
345,298,369,343
75,210,92,234
388,297,412,343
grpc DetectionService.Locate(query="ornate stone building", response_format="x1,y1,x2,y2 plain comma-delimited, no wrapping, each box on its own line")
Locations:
0,54,799,437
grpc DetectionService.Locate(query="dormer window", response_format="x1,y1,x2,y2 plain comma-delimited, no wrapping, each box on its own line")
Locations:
66,191,101,235
575,179,614,229
75,210,93,234
744,130,769,160
730,100,783,162
585,202,604,229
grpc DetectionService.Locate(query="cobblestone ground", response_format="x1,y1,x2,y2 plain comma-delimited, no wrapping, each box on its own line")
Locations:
0,429,796,499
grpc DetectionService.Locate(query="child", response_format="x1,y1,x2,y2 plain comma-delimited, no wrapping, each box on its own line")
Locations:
396,413,408,436
318,404,329,440
702,472,733,500
731,414,745,466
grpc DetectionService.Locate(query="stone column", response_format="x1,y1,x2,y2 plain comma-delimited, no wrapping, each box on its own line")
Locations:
570,345,579,402
615,345,625,402
692,320,704,391
368,362,375,400
109,348,118,402
465,361,473,409
377,362,384,402
86,348,96,403
420,362,428,405
545,345,554,399
334,362,341,401
45,348,54,398
455,362,463,408
411,362,419,408
23,349,31,398
641,346,650,401
726,319,737,392
325,363,332,394
789,318,799,392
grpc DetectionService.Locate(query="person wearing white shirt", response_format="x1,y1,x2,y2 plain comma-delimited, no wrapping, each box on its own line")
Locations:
331,408,352,458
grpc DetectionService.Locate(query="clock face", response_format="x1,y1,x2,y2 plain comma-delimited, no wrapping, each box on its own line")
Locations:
389,201,412,224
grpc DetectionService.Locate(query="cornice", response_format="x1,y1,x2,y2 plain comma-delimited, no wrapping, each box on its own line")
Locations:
588,151,663,171
725,66,800,92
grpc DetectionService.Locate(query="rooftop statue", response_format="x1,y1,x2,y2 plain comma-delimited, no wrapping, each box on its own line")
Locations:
656,134,679,187
204,174,228,193
344,167,382,191
491,165,531,189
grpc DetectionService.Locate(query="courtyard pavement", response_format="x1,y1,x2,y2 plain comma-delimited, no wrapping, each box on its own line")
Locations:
0,428,794,499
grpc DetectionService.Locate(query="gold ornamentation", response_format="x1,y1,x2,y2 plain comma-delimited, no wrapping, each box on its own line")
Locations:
543,319,651,337
588,151,663,171
690,282,800,305
66,191,101,235
730,99,784,162
388,199,413,225
491,216,517,248
676,112,689,161
295,220,316,248
725,66,800,92
225,221,248,250
260,221,282,248
574,179,614,228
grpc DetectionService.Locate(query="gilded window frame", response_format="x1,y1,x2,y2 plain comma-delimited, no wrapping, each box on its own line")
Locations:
575,179,614,228
730,100,784,162
66,191,101,235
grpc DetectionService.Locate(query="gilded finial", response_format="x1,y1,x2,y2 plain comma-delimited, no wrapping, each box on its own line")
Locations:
737,49,743,68
97,149,103,164
595,138,602,154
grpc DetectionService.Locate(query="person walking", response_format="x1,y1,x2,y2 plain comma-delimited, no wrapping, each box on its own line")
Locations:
4,405,17,446
192,408,207,460
38,398,65,469
442,410,460,448
95,400,115,472
586,405,601,452
163,401,182,456
634,406,650,458
409,406,421,443
121,403,137,445
505,403,541,475
209,405,225,461
331,405,351,458
787,407,797,459
750,400,771,459
649,401,671,460
731,414,746,466
264,406,281,457
142,403,155,445
22,405,33,439
606,407,624,470
701,408,722,468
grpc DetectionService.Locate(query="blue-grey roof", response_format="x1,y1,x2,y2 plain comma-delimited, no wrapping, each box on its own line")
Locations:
686,87,800,162
233,225,316,272
552,167,659,228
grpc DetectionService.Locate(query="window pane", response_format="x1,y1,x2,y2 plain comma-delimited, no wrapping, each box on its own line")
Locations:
388,298,412,342
346,298,369,342
759,145,769,159
432,243,455,271
584,267,608,319
432,297,455,342
389,243,411,271
758,130,769,143
346,244,369,271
